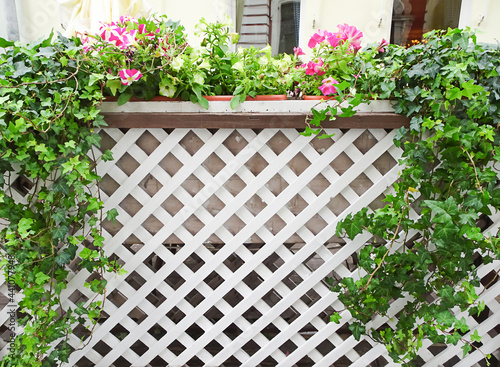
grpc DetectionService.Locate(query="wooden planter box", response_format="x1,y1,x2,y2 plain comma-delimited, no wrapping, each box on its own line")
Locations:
99,99,409,129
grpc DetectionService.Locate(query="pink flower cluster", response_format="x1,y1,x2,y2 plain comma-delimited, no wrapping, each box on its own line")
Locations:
98,16,149,50
119,69,143,86
81,15,174,87
307,24,363,51
318,77,339,96
303,58,325,76
297,24,363,96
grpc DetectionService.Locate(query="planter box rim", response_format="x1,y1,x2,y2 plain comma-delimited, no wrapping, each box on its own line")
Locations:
98,99,395,114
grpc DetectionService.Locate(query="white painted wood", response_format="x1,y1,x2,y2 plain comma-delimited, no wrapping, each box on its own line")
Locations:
99,99,396,114
2,116,498,367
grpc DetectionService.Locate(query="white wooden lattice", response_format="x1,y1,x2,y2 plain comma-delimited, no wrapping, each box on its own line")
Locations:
1,125,499,367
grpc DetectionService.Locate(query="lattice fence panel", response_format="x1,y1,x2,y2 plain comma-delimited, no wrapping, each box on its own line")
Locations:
1,127,499,367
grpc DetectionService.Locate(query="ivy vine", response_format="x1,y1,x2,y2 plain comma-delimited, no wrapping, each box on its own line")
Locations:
331,28,500,365
0,24,499,366
0,33,120,366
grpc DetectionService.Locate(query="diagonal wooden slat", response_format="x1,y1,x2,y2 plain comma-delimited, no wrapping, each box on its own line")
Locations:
3,123,498,367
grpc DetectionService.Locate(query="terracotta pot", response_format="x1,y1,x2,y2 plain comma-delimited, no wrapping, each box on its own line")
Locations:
303,95,334,101
203,95,287,101
104,96,182,102
203,95,233,101
245,94,287,101
105,95,288,102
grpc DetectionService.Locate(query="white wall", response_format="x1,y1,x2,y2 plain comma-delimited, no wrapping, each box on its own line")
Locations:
15,0,64,43
298,0,393,52
4,0,500,47
147,0,236,46
460,0,500,44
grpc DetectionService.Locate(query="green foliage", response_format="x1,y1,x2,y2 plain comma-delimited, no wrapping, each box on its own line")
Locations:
0,33,120,366
179,16,293,108
333,28,500,365
0,19,498,367
81,14,190,104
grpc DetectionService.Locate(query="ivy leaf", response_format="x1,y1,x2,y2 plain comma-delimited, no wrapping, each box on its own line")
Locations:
12,61,31,78
310,108,327,127
89,73,104,86
55,244,78,266
101,149,114,162
470,329,481,343
436,310,455,327
446,331,462,346
330,312,342,324
35,47,56,58
424,197,458,224
405,86,422,102
87,197,102,212
52,224,69,241
462,343,472,358
433,222,459,245
85,133,101,148
461,80,483,99
446,87,462,100
75,302,89,316
53,180,70,195
106,208,119,222
35,272,51,285
438,285,454,300
454,317,470,333
18,218,34,238
379,81,395,99
337,214,363,239
52,209,66,225
348,322,366,341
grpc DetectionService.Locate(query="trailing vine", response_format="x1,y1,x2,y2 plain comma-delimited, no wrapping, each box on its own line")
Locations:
332,28,500,365
0,33,120,366
0,19,499,366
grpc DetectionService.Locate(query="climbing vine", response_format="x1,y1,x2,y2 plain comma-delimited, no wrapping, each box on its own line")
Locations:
332,28,500,365
0,21,499,366
0,33,120,366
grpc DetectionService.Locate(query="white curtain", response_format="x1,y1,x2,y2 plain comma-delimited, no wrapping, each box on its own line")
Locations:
56,0,152,35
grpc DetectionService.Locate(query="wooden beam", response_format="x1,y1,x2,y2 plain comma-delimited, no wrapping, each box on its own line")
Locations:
101,112,410,129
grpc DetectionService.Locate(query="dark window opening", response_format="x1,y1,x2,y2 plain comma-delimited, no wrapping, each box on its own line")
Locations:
278,1,300,54
391,0,462,46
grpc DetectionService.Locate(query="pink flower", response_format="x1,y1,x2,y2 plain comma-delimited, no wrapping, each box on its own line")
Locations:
377,38,389,53
308,30,331,48
302,58,325,76
293,47,305,57
119,29,138,49
326,32,341,48
119,15,138,24
144,28,161,40
318,77,340,96
138,24,147,34
99,22,121,43
119,69,143,85
336,24,363,50
79,34,94,52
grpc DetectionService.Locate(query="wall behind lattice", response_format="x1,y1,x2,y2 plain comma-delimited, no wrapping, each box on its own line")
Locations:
1,126,499,367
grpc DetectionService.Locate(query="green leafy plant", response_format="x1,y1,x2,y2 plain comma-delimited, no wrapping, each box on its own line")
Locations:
229,45,293,108
332,28,500,365
80,14,190,105
298,25,388,138
291,24,386,97
173,16,294,109
0,33,120,366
